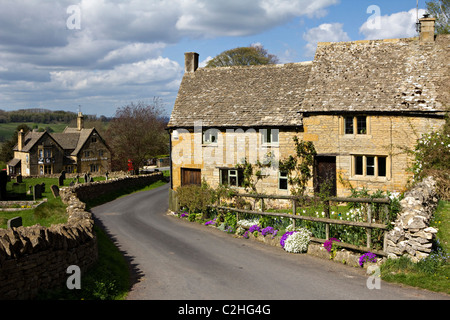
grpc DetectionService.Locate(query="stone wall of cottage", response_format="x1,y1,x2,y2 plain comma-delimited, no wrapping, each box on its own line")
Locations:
0,172,163,299
385,176,440,262
170,115,444,199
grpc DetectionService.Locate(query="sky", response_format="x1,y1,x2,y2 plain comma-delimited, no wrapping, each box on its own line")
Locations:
0,0,430,118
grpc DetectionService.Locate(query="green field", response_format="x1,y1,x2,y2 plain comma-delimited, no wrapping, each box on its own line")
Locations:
0,122,69,141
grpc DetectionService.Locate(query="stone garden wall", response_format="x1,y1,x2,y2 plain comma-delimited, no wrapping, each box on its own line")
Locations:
385,176,440,262
0,172,163,299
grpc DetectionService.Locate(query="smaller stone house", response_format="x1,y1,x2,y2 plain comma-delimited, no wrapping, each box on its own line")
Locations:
7,112,111,176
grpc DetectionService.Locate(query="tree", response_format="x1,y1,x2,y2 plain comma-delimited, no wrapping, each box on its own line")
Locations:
206,44,279,68
106,99,169,172
279,136,317,200
426,0,450,34
0,124,31,164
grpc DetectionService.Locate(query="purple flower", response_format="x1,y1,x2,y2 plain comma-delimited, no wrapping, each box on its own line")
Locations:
243,231,249,239
180,212,188,218
261,226,274,236
205,220,215,226
323,238,340,252
280,231,296,248
359,252,377,267
249,224,261,233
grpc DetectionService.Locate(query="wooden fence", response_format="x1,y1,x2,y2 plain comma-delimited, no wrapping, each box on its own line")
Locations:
212,192,391,256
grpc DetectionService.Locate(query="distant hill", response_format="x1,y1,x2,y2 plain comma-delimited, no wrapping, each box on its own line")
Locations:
0,109,112,142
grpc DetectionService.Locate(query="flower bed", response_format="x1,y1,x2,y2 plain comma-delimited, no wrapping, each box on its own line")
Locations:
172,210,384,268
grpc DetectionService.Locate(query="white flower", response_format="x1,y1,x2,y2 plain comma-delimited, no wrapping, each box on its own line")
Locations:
237,218,260,228
283,228,312,253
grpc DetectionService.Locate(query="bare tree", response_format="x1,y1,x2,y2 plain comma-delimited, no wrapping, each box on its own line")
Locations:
106,99,169,172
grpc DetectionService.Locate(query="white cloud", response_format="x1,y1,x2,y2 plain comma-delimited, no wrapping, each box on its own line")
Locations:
50,57,182,92
303,23,350,57
176,0,339,37
359,8,426,40
0,0,341,116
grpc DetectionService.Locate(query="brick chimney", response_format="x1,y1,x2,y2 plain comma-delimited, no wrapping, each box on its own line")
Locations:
185,52,199,73
419,14,436,43
18,129,24,151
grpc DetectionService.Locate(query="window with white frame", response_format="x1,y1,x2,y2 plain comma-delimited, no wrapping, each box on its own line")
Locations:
219,168,244,187
261,129,279,145
203,129,219,144
279,171,288,190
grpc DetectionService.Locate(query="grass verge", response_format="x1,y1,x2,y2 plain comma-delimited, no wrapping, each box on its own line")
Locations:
380,200,450,295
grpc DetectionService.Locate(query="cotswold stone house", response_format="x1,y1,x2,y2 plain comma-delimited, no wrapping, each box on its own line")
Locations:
167,16,449,201
7,112,111,176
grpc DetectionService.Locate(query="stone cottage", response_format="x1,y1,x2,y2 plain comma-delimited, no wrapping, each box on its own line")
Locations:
7,112,111,176
167,16,449,203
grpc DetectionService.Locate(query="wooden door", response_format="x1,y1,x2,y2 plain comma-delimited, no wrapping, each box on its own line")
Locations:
314,156,337,196
181,168,201,186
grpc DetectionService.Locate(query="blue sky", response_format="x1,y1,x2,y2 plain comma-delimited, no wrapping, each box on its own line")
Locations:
0,0,430,118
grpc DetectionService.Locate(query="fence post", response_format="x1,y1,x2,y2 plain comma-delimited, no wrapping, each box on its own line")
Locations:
366,204,372,249
325,199,330,240
292,199,297,228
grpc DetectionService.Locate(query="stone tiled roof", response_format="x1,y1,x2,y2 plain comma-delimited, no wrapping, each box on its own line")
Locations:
168,62,312,128
14,128,95,157
169,35,449,129
54,127,95,156
300,35,450,114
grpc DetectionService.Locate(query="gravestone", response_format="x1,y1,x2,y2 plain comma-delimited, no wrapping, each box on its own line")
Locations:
0,170,7,200
58,174,64,187
105,171,109,181
51,185,60,198
33,184,42,200
7,217,22,229
84,173,88,183
16,174,23,183
61,170,66,180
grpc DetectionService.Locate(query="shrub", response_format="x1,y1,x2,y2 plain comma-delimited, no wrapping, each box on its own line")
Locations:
224,212,237,230
409,114,450,200
177,181,216,214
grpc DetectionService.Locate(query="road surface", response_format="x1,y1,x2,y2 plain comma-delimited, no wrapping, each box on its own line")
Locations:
91,183,449,300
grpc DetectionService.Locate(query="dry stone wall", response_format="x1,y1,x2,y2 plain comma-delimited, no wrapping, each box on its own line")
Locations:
385,176,440,262
0,172,163,299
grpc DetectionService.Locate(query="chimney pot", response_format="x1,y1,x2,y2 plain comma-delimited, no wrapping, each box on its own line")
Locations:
185,52,199,73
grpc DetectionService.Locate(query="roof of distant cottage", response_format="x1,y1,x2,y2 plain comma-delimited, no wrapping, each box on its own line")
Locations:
168,62,312,128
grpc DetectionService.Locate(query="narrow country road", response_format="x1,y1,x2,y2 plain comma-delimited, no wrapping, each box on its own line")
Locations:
91,183,449,300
